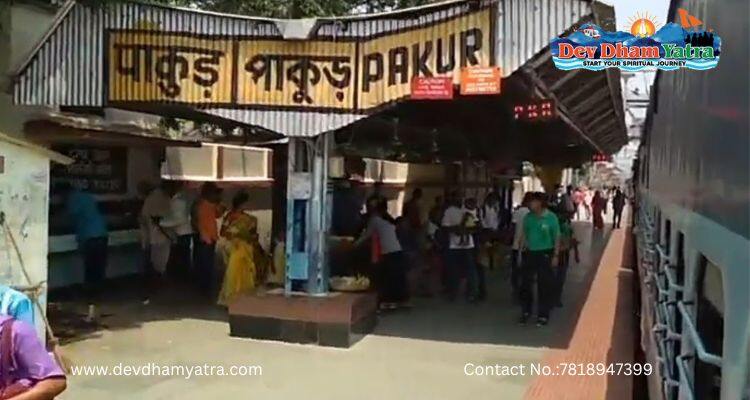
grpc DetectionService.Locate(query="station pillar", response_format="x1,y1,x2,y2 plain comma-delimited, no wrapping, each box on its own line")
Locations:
535,165,564,193
284,134,332,296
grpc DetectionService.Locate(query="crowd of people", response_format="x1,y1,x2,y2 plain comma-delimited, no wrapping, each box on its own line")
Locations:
53,179,628,324
0,180,631,399
55,181,285,322
139,182,284,307
352,183,627,326
346,186,516,311
563,185,627,229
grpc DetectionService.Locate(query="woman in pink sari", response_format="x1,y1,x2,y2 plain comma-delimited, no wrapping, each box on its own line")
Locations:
591,190,605,229
0,315,66,399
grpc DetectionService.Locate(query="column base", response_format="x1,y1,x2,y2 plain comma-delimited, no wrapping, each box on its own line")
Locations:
228,289,378,348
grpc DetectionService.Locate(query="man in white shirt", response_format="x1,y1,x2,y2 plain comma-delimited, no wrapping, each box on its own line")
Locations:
139,181,171,304
480,196,500,231
141,183,172,276
510,192,532,296
480,193,501,271
160,181,193,279
441,192,479,302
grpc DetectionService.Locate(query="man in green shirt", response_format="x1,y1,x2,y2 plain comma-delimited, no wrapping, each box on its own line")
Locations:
518,192,561,326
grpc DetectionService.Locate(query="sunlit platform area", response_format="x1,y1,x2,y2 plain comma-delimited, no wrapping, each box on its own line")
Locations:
54,216,636,400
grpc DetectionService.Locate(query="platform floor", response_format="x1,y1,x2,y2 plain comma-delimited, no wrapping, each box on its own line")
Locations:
57,213,634,400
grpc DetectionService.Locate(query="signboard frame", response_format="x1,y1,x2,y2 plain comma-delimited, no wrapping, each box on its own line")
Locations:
106,5,495,114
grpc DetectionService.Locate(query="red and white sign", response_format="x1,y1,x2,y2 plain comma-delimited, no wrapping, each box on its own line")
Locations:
410,77,454,100
460,66,502,95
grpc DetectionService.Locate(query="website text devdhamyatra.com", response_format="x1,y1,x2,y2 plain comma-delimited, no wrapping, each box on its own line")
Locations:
70,363,263,380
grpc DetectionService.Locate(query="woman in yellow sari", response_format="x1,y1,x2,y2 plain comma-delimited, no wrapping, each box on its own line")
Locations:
217,191,270,306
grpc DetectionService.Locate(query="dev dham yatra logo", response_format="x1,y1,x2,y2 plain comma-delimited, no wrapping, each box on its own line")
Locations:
551,10,721,71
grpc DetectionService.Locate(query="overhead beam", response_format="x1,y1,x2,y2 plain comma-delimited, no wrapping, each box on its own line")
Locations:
550,69,585,92
589,121,618,140
521,66,603,153
596,129,619,143
528,52,553,70
579,102,614,126
569,86,612,116
584,109,616,131
560,75,608,104
603,68,628,143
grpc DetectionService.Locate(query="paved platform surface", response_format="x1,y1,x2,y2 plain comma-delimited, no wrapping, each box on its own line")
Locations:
524,227,635,400
57,216,633,400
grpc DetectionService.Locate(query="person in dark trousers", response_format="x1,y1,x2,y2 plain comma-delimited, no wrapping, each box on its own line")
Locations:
59,183,108,323
193,183,225,296
554,209,579,307
465,197,486,301
441,191,479,302
510,192,533,299
426,196,448,294
402,188,423,232
354,201,409,310
479,192,501,270
366,181,389,218
612,188,626,229
161,181,194,280
400,188,428,296
136,181,156,304
518,192,560,327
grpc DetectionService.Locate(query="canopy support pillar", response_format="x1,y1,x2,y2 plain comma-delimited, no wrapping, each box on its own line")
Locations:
284,134,332,296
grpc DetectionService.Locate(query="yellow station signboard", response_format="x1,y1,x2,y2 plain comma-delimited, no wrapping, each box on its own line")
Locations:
108,7,493,112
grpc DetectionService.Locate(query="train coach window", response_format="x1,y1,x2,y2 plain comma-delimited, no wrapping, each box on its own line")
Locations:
655,210,662,242
676,233,686,287
663,219,672,255
668,233,687,396
695,256,724,400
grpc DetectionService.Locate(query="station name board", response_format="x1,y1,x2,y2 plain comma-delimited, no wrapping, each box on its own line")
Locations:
108,7,492,112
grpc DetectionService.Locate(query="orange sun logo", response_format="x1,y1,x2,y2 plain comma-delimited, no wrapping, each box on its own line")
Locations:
627,12,661,37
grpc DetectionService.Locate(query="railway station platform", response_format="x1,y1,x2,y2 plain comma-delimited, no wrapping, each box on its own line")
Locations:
57,215,636,400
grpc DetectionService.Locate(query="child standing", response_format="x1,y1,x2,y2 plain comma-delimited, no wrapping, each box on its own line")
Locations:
460,198,479,246
555,210,580,307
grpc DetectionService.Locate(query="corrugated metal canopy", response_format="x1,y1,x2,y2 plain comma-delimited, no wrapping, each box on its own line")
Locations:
12,0,625,154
